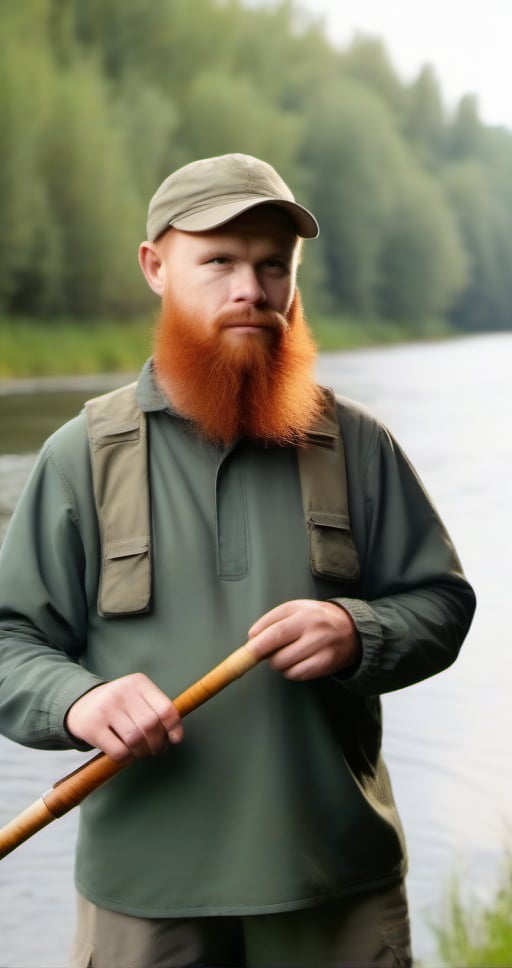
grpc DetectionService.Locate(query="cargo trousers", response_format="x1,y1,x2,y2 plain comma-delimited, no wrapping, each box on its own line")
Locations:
70,879,412,968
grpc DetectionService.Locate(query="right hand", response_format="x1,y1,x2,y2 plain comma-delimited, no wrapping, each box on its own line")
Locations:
65,673,184,763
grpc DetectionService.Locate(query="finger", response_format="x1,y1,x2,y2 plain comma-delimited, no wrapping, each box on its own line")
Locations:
136,682,184,746
65,675,183,756
248,613,304,660
266,637,316,672
94,725,138,764
96,681,172,759
122,695,183,757
107,707,164,759
94,707,178,763
280,656,321,682
248,600,304,637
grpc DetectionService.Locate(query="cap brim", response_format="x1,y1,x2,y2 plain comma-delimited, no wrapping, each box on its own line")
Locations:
170,197,319,239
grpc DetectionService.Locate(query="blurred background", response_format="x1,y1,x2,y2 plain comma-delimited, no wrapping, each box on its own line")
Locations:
0,2,511,966
2,0,512,351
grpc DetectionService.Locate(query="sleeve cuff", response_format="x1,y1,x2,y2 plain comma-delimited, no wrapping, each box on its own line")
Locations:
329,597,384,692
48,670,107,750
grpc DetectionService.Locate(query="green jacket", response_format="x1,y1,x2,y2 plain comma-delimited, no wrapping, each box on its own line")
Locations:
0,360,475,917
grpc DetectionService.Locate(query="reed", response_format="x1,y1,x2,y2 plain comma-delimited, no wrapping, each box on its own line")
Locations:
432,853,512,967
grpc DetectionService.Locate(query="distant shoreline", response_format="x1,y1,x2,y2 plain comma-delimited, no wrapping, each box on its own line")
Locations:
0,372,138,396
0,329,506,392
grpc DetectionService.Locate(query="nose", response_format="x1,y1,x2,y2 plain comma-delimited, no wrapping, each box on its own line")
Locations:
230,265,266,305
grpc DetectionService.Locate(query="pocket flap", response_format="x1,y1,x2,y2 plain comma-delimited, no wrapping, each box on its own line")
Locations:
104,536,150,560
307,510,360,582
308,511,350,530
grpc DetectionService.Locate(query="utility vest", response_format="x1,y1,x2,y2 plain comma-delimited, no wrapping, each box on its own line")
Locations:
85,383,360,618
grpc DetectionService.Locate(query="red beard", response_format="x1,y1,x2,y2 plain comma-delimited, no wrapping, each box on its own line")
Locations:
153,290,323,447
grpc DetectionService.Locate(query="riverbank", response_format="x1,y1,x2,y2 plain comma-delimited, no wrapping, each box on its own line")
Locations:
0,317,152,379
0,315,454,378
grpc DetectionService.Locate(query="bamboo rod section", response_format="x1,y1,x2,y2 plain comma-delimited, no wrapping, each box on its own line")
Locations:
0,642,259,861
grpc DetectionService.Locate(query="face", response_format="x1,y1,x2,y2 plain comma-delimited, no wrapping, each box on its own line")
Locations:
142,206,321,446
139,206,301,344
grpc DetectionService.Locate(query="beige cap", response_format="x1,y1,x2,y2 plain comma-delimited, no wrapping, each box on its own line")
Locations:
146,153,319,241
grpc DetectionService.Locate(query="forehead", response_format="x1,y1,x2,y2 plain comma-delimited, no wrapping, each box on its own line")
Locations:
162,205,299,256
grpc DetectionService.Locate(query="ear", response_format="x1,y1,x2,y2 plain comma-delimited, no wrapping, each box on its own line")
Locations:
138,241,165,296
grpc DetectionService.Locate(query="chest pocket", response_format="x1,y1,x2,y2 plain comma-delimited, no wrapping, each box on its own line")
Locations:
297,389,360,583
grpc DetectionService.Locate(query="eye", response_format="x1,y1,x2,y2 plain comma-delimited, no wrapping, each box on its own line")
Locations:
206,256,230,266
262,258,289,274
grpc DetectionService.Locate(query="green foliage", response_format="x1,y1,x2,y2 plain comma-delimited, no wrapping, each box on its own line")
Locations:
178,70,303,171
0,317,153,378
0,18,54,309
0,311,452,380
442,160,512,330
1,0,512,335
403,65,446,167
341,34,406,119
308,314,452,351
37,60,148,317
378,167,467,324
114,75,180,198
448,94,485,160
433,854,512,967
301,80,402,316
300,78,467,324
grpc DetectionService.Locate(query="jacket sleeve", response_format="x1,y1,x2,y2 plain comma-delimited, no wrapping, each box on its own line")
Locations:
0,443,105,749
332,417,476,696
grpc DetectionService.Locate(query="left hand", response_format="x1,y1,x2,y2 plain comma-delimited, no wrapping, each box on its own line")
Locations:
248,599,362,681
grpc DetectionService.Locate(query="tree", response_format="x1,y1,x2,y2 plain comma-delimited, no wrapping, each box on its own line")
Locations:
177,70,303,177
448,94,484,159
37,61,148,317
378,170,467,324
114,75,181,198
0,13,57,312
443,159,512,331
341,34,406,119
301,79,414,316
404,65,446,167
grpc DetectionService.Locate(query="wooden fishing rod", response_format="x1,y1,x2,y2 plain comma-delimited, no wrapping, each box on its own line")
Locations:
0,642,259,861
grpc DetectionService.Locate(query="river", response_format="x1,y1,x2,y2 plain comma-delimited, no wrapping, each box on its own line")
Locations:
0,334,510,967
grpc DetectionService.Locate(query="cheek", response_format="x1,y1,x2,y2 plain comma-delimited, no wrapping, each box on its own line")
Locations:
193,278,229,314
266,279,294,315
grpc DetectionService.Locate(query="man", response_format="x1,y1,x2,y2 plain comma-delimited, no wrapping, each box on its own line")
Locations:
0,153,475,967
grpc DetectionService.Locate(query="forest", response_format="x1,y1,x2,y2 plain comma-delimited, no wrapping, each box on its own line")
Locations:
2,0,512,337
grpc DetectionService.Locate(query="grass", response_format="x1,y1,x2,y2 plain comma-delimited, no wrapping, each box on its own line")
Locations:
431,853,512,967
0,316,154,378
311,314,454,351
0,313,455,379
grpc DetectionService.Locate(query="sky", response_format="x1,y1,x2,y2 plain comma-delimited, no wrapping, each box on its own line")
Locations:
294,0,512,130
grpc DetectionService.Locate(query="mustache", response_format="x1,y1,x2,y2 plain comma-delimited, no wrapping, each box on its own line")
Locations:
213,305,287,331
